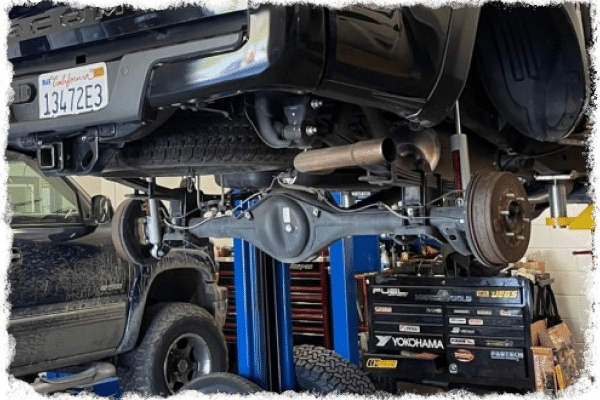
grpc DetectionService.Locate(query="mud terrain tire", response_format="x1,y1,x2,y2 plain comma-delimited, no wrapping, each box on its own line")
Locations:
106,113,299,177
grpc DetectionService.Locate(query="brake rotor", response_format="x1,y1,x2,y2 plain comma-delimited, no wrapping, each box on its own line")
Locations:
466,170,531,266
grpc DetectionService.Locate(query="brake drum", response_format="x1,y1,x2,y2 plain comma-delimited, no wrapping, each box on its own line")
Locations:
466,170,531,266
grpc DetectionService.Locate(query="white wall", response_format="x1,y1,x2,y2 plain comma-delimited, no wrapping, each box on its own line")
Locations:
74,176,131,204
525,204,593,364
74,175,224,204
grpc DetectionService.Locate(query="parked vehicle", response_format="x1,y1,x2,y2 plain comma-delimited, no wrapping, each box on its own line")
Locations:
7,151,228,395
7,4,590,271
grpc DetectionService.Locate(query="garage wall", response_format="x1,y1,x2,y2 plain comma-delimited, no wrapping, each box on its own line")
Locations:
74,176,131,204
525,204,593,364
74,176,224,203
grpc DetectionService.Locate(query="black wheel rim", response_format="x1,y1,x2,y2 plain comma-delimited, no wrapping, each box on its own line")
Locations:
163,333,212,394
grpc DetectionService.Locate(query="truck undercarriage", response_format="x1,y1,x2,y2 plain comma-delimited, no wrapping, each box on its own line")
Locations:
8,3,591,269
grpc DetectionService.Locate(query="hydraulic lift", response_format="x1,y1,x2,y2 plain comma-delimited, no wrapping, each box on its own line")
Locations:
105,103,541,394
231,192,382,391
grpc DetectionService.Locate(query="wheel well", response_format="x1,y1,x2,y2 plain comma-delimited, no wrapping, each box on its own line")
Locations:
472,5,587,142
145,269,213,314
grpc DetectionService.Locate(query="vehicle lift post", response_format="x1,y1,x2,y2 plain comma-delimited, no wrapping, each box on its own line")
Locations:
233,239,296,391
232,191,381,391
329,192,381,366
232,194,295,392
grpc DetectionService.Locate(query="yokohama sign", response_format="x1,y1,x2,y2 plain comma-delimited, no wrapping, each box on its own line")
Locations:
376,335,444,350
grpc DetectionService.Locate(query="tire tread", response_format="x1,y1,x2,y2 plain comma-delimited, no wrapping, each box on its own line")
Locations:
294,344,375,395
110,115,298,174
118,302,228,395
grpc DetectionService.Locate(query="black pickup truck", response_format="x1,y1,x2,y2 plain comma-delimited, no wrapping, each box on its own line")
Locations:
8,3,590,289
8,151,228,395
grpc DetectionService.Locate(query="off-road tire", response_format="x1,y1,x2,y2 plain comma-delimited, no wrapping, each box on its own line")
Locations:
105,112,299,177
179,372,263,394
118,302,228,396
294,344,376,395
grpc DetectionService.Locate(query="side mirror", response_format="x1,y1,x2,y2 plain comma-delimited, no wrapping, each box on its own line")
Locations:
91,195,113,224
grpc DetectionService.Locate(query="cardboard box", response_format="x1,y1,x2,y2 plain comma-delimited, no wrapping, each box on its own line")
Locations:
531,321,579,393
539,322,573,350
530,319,547,347
555,342,578,388
515,261,546,273
532,346,557,393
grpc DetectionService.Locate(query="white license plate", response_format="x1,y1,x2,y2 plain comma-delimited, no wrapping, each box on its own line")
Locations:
38,62,109,119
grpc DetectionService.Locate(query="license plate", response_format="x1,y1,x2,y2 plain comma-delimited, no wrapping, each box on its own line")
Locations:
38,63,108,119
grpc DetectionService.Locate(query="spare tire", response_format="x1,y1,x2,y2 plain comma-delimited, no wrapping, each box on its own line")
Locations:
294,345,376,395
104,112,299,178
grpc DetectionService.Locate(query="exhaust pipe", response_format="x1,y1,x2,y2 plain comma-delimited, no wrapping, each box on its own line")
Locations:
294,138,397,174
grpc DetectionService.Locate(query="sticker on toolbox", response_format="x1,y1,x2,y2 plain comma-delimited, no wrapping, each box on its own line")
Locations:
450,337,476,346
485,339,517,348
447,316,524,328
475,288,522,303
499,309,522,317
414,289,473,303
371,286,473,303
372,287,409,297
400,351,438,360
365,358,397,369
449,325,524,337
373,314,444,325
454,349,476,363
448,337,524,348
468,318,484,326
374,323,443,335
372,304,443,315
449,347,528,379
490,349,524,361
375,335,445,350
399,324,420,333
450,327,476,335
451,309,472,315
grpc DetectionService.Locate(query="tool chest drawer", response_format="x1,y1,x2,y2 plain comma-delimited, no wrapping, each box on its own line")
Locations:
363,275,535,390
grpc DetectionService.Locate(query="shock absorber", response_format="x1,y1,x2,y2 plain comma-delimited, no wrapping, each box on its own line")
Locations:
145,177,165,259
450,102,471,204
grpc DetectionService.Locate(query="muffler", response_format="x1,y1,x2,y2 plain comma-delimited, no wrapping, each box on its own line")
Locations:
294,137,396,173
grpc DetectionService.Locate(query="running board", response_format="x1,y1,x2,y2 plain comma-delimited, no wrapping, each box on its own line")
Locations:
30,362,116,394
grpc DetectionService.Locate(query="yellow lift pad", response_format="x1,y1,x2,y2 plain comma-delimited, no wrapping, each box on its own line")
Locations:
546,204,595,229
